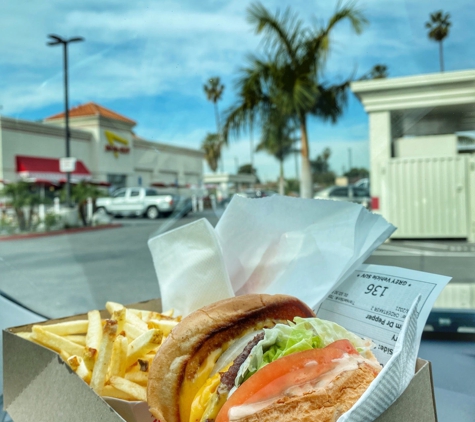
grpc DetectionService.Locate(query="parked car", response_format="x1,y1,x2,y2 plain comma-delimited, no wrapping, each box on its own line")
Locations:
353,178,370,190
95,187,186,219
237,189,277,199
314,185,371,209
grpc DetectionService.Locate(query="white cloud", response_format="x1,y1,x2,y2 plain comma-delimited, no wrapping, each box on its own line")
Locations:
0,0,473,182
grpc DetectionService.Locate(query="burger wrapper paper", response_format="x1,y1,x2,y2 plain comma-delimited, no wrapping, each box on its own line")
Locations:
148,218,233,316
148,195,448,421
148,195,395,316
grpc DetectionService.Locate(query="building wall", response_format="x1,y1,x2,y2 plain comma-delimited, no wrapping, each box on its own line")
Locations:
1,118,92,182
395,135,458,158
0,115,204,190
134,142,203,187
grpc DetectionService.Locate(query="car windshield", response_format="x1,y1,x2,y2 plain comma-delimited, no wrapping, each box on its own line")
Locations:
1,0,472,329
1,1,474,420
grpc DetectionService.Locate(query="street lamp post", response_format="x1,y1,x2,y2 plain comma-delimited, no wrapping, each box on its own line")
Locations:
47,34,84,207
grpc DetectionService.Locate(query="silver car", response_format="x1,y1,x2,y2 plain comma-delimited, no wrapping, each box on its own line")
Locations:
314,185,371,209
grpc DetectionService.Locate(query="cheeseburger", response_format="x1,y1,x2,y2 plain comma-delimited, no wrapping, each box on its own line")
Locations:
148,294,381,422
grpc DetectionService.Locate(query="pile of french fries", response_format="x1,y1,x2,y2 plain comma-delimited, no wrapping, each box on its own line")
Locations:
16,301,181,402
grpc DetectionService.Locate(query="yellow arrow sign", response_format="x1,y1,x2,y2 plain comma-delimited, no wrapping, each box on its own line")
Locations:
105,131,130,158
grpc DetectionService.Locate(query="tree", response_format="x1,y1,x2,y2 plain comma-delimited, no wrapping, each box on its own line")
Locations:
425,10,451,72
256,107,296,195
223,2,367,198
238,163,260,183
361,64,388,80
204,77,225,171
61,181,102,226
1,181,39,231
344,167,369,181
311,147,336,186
71,182,102,226
204,77,225,132
201,132,222,173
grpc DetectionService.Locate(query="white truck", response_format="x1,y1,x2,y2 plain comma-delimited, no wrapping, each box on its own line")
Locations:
95,187,189,219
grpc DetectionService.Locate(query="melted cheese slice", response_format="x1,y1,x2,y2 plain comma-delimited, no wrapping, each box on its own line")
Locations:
189,371,222,422
180,348,223,422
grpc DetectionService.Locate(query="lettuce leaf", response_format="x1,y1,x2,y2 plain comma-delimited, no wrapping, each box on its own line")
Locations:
233,317,373,390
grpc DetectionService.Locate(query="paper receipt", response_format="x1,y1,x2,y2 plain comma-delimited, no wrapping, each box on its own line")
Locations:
315,263,451,365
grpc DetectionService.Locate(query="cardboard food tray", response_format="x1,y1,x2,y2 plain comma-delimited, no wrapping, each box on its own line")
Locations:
3,299,437,422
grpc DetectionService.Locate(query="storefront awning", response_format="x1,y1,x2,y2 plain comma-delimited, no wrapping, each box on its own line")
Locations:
16,155,92,184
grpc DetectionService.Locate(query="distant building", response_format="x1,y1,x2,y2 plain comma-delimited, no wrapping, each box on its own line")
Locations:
0,102,204,192
351,70,475,240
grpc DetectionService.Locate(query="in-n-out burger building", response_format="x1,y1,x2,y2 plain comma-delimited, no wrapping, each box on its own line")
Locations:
0,102,204,191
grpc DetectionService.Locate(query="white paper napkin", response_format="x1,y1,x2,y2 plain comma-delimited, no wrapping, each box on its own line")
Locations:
147,218,234,316
215,195,396,307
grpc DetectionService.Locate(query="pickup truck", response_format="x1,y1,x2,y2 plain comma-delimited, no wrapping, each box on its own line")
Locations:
95,187,189,219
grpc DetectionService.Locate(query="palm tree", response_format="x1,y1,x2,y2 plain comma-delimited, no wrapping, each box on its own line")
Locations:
1,181,40,231
425,10,451,72
201,132,222,173
256,107,295,195
204,77,225,133
71,182,102,226
361,64,388,80
204,77,225,172
223,2,367,198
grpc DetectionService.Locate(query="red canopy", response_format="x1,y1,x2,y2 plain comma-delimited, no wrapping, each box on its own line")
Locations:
16,155,92,184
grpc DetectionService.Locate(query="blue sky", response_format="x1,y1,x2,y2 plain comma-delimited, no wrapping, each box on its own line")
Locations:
1,0,474,181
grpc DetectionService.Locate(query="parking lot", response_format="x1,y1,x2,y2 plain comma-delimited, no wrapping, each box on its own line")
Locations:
1,210,473,319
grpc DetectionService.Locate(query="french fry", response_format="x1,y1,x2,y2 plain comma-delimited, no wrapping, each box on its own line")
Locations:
67,355,91,383
110,376,147,402
109,335,128,378
125,310,148,332
126,329,162,368
125,371,148,386
15,301,182,402
66,335,86,346
106,301,124,314
161,309,175,317
112,308,126,335
90,320,117,395
86,310,103,351
128,309,175,322
41,320,88,336
102,385,136,401
148,319,179,336
124,322,146,341
59,349,71,362
83,347,97,372
31,326,84,357
15,332,32,340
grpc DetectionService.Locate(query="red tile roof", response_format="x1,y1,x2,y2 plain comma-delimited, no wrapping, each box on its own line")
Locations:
45,102,136,125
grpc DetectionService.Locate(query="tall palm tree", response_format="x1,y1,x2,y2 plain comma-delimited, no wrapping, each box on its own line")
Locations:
204,77,225,134
425,10,451,72
201,132,222,173
256,107,296,195
204,77,225,171
223,2,367,198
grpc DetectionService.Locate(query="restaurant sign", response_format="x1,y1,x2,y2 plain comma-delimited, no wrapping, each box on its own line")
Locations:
105,131,130,157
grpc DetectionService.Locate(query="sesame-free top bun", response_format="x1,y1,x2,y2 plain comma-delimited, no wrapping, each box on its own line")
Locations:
147,294,315,422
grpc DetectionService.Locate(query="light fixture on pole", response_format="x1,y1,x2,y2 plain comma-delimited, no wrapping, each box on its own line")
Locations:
47,34,84,207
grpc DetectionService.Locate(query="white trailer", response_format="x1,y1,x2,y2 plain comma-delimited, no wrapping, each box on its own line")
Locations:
351,70,475,241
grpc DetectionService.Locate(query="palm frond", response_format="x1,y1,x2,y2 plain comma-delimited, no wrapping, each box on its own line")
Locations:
247,2,302,64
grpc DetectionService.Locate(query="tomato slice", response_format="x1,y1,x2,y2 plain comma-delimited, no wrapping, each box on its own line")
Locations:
215,340,358,422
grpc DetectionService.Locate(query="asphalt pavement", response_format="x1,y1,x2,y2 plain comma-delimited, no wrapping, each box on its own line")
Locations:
1,210,473,319
0,211,220,319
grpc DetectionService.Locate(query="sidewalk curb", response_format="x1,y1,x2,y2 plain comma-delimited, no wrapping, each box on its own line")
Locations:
0,223,122,241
